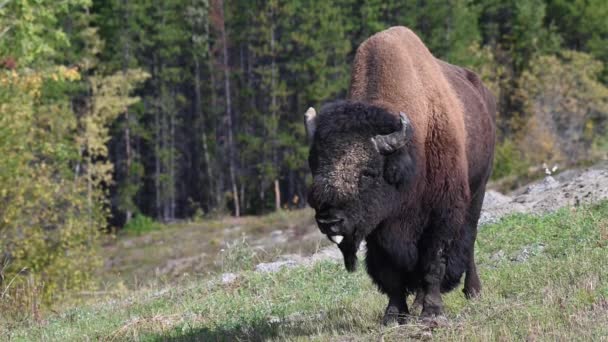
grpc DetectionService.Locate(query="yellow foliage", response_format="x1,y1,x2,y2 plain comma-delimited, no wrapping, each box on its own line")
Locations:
0,68,101,311
517,51,608,164
464,42,506,98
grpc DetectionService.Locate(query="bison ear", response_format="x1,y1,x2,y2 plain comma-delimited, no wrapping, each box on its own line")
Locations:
304,107,317,141
384,149,416,186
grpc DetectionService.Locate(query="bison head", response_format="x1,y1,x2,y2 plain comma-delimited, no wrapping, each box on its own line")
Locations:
305,101,415,271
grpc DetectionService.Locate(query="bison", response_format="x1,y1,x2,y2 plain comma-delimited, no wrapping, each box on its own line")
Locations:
304,26,496,324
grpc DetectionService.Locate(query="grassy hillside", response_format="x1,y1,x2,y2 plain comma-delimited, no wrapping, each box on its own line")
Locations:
4,201,608,341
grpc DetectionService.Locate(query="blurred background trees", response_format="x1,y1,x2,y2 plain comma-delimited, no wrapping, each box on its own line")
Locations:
1,0,607,306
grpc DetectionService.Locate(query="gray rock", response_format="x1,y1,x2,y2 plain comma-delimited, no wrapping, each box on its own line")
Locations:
512,243,545,263
255,260,299,273
221,272,238,285
479,161,608,226
270,230,288,244
490,250,505,262
482,190,512,209
524,176,559,194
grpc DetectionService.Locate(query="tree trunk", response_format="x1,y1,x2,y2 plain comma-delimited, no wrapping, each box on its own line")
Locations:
206,19,222,211
153,67,161,219
217,0,240,217
274,179,281,211
169,94,176,220
122,0,132,223
194,54,213,212
270,10,280,212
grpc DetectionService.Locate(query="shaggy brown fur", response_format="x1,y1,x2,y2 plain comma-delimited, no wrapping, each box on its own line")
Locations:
306,26,496,324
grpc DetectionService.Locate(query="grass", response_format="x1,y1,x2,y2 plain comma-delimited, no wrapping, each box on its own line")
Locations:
4,201,608,341
101,208,320,287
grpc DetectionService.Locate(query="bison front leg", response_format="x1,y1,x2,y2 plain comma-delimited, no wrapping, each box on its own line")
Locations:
383,293,409,325
366,239,410,325
411,287,425,312
420,245,447,318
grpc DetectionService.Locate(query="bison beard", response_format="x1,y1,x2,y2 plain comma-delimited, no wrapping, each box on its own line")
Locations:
337,235,359,272
305,27,496,325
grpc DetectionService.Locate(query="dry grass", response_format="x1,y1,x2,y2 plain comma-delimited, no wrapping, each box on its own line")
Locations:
101,208,321,287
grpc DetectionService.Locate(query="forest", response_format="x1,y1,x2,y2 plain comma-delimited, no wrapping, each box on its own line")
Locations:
1,0,607,307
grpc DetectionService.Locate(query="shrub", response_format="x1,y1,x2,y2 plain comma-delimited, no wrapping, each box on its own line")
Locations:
517,51,608,164
123,215,162,235
0,69,103,313
492,139,530,180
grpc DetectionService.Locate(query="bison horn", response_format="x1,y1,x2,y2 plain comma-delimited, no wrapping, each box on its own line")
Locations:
304,107,317,141
371,112,410,155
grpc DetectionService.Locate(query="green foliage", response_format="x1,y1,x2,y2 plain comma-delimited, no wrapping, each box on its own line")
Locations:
69,0,608,217
545,0,608,79
122,214,162,235
0,0,92,65
492,139,530,180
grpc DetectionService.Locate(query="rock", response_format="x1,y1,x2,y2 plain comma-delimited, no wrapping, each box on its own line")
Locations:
221,272,238,285
478,202,526,226
512,243,545,263
479,161,608,226
255,260,299,273
524,176,559,194
308,246,344,264
155,253,206,276
252,241,366,273
270,230,288,244
490,250,505,262
482,190,512,209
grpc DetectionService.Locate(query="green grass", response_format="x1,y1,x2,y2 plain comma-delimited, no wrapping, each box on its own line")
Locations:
4,202,608,341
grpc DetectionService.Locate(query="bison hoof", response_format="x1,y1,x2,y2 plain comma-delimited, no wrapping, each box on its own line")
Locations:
463,286,481,299
420,304,443,318
420,314,449,328
411,290,425,312
344,256,357,272
382,306,409,326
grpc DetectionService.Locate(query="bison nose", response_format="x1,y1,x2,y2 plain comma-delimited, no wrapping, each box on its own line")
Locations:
315,210,344,234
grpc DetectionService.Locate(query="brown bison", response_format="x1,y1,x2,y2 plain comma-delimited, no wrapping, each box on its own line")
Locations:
304,26,496,324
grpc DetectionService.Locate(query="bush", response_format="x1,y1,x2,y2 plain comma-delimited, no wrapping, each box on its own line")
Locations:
517,51,608,164
0,70,103,314
492,139,530,180
123,215,162,235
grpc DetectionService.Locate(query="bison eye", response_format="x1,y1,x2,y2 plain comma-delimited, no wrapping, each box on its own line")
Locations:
361,169,380,179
